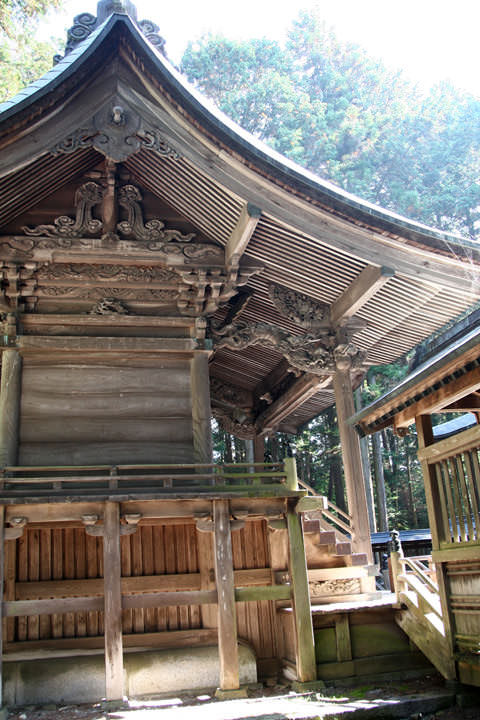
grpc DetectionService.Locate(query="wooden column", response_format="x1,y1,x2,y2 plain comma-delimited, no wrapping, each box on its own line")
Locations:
286,503,316,683
191,352,213,464
0,349,22,467
103,502,123,700
333,358,373,562
253,435,264,463
213,499,239,691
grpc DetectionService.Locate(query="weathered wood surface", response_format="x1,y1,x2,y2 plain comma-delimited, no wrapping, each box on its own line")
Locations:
19,362,194,466
333,361,372,561
286,507,316,683
213,499,239,690
0,349,22,467
103,502,123,700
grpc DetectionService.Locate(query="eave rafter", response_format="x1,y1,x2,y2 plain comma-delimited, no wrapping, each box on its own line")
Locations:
225,202,261,269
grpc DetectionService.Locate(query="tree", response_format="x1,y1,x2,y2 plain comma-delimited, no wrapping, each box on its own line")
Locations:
0,0,61,102
181,10,480,236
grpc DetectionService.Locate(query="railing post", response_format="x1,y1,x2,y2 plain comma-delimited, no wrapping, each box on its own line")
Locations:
285,456,298,490
389,529,404,608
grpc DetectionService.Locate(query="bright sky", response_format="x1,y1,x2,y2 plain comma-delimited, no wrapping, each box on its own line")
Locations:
40,0,479,97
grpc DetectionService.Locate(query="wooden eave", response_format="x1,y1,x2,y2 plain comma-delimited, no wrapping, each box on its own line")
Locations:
350,326,480,436
0,11,479,435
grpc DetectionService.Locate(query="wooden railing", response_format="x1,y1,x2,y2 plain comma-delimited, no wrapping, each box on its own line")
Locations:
0,461,294,496
297,476,354,542
418,424,480,547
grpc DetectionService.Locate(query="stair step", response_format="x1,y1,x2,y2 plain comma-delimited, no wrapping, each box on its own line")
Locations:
318,530,337,544
303,519,321,533
344,553,368,566
334,542,352,555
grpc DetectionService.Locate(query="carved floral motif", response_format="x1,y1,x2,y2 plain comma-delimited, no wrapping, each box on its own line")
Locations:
309,578,361,596
210,378,252,410
22,183,104,238
33,263,180,284
269,283,329,329
212,407,256,440
117,185,194,243
89,298,129,315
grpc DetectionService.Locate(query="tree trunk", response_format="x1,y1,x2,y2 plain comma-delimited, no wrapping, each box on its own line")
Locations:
372,430,388,532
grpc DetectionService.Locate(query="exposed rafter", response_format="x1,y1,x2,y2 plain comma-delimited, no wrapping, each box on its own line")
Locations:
225,202,261,268
256,373,331,435
330,265,395,327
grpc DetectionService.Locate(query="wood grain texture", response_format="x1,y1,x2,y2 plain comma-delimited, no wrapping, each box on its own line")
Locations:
103,502,123,700
214,499,239,690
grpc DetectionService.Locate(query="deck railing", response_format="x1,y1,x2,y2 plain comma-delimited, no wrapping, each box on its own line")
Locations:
0,461,293,496
418,424,480,547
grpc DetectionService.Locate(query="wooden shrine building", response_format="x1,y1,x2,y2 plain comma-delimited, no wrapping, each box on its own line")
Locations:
0,0,479,705
352,319,480,687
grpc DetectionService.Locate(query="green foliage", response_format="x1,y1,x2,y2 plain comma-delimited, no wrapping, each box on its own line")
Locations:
181,10,480,236
0,0,60,37
0,0,61,103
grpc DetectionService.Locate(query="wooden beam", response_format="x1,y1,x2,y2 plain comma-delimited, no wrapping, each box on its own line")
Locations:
330,266,394,326
213,499,239,691
103,502,123,701
394,365,480,429
225,202,261,267
257,373,331,434
286,505,316,683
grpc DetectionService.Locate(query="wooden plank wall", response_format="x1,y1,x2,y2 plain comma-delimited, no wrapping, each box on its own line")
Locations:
5,519,279,664
19,360,194,465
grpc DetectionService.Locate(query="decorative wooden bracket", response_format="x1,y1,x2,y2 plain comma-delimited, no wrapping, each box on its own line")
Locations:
81,513,142,536
4,517,27,540
195,513,214,533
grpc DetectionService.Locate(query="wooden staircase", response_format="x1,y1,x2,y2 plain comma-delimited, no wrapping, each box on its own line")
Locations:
391,551,456,680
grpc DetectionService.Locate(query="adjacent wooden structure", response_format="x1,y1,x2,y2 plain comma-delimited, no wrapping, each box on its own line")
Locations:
352,322,480,686
0,0,478,703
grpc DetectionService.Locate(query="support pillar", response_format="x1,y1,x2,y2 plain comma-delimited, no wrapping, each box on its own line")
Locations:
191,353,213,464
253,435,264,463
213,499,242,695
286,502,316,683
333,357,373,562
103,502,123,700
0,349,22,467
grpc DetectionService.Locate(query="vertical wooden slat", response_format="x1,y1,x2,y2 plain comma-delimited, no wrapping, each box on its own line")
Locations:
131,526,144,634
153,525,167,632
455,455,474,541
17,529,28,641
63,528,75,637
186,523,201,628
191,353,213,465
103,502,123,701
469,450,480,530
142,526,157,632
286,506,316,683
447,457,466,542
75,528,87,637
39,529,52,639
243,522,261,657
164,524,178,630
175,524,190,630
214,499,239,691
27,528,40,640
4,538,16,643
231,527,247,643
86,532,99,637
52,529,63,638
441,460,457,543
435,463,452,543
335,615,352,662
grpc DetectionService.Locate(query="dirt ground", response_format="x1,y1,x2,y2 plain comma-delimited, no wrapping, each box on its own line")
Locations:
5,675,480,720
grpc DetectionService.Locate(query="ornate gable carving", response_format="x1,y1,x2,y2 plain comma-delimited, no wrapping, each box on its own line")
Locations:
23,183,104,238
269,284,329,329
